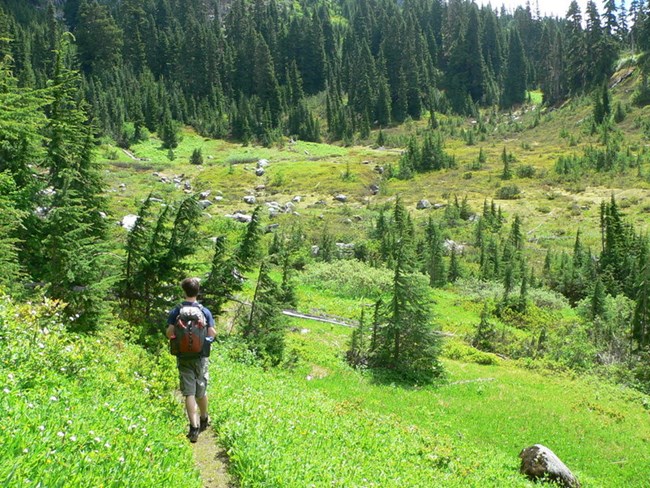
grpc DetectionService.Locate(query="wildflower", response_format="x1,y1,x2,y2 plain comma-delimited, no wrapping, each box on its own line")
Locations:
49,396,58,402
144,447,151,453
69,435,77,442
118,456,125,463
94,437,101,443
38,425,45,431
27,403,34,409
3,388,9,394
104,442,111,449
23,448,29,454
57,432,64,438
7,373,13,380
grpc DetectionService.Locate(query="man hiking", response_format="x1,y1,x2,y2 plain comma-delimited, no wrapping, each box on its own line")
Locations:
166,277,216,442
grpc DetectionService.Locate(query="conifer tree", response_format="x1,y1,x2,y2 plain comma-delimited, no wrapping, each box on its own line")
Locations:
236,205,264,271
370,199,442,382
241,261,285,366
632,244,650,349
501,27,527,108
203,236,243,316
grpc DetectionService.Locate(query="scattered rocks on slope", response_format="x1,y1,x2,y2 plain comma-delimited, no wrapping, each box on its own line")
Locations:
334,194,347,203
243,195,257,205
519,445,580,488
198,200,213,209
416,199,431,209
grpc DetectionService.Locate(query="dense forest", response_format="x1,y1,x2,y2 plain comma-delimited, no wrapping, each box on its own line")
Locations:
2,0,650,385
2,0,650,146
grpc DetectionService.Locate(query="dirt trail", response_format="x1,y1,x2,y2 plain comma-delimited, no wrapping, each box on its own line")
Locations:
191,426,234,488
174,390,235,487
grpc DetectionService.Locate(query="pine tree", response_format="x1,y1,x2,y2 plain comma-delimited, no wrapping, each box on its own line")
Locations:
632,244,650,349
190,148,203,165
241,261,285,366
473,302,497,352
236,205,264,271
370,198,443,382
501,27,528,108
203,236,243,316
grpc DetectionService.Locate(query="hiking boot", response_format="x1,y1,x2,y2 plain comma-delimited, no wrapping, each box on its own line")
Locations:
187,426,200,443
199,416,210,432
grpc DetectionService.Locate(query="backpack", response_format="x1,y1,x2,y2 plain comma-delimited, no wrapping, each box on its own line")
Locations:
169,304,207,358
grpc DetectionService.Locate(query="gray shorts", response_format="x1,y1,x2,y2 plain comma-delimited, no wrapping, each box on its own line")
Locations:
177,358,209,398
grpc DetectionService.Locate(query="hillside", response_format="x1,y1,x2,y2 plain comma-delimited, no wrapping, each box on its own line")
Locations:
3,0,650,486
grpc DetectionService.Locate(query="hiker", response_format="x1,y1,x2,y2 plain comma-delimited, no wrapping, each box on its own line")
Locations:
166,277,216,443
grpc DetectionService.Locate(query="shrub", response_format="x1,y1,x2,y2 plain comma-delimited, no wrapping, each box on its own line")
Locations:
443,340,500,365
516,165,536,178
495,185,521,200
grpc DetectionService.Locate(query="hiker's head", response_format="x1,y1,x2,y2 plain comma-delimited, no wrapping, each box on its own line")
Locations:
181,277,201,298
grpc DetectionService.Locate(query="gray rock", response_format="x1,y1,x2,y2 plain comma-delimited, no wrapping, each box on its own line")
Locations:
213,196,223,202
198,199,213,209
199,190,211,199
225,212,252,223
433,203,446,210
370,184,380,195
519,445,580,488
257,159,270,168
416,199,431,209
334,194,347,203
243,195,257,205
120,214,139,231
255,185,266,191
265,223,280,233
184,181,192,190
292,195,302,203
374,165,384,174
255,168,265,176
444,239,465,253
99,212,107,219
311,245,319,256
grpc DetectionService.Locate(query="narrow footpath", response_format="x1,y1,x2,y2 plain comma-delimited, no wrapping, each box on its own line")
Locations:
191,426,234,488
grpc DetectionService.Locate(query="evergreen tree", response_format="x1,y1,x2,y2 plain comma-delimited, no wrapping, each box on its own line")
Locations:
473,302,497,352
370,199,443,382
203,236,243,316
632,244,650,349
241,261,285,366
501,27,527,108
236,205,264,271
74,0,123,74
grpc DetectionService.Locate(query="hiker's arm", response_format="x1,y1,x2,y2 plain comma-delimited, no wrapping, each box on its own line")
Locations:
166,324,176,339
207,326,216,338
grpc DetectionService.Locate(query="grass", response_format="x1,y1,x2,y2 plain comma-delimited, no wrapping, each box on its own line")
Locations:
205,316,650,487
0,298,201,488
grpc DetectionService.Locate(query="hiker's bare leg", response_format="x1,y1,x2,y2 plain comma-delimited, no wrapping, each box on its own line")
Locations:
185,395,199,427
197,395,208,419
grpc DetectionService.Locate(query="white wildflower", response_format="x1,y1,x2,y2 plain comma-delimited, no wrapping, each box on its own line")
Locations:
57,432,64,438
49,396,58,402
38,425,45,431
3,388,9,394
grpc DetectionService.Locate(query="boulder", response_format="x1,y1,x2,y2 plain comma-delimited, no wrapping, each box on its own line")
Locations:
225,212,252,223
243,195,257,205
334,194,347,203
255,184,266,191
519,445,580,488
369,184,380,195
199,190,211,199
292,195,302,203
198,199,213,209
255,167,265,176
257,159,270,168
265,223,280,233
416,199,431,209
120,214,139,231
213,195,223,202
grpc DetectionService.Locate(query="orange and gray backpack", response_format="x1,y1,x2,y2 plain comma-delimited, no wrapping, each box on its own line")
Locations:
169,304,207,358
